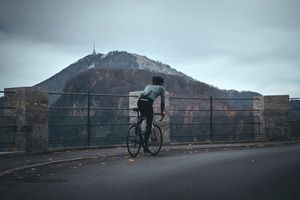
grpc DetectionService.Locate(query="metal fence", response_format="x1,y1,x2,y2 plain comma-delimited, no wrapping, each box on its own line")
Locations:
0,91,16,150
48,92,136,148
2,90,299,151
169,96,261,143
48,92,261,148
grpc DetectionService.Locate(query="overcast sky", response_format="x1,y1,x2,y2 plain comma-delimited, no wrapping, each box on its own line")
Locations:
0,0,300,97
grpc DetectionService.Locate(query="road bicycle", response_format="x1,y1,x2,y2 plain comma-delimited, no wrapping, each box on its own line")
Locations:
127,108,163,157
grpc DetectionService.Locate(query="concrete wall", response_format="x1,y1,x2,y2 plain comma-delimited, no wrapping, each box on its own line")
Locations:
4,87,48,152
129,91,170,144
254,95,291,141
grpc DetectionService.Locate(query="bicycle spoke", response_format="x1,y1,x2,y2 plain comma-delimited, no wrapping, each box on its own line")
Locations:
127,125,141,157
147,124,162,155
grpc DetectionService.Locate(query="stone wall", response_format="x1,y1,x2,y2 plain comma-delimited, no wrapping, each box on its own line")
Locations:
4,87,48,152
254,95,291,141
2,87,293,153
129,91,170,144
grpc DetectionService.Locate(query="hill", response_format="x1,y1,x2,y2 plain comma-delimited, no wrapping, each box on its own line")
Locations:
37,51,188,93
37,50,260,105
39,50,260,146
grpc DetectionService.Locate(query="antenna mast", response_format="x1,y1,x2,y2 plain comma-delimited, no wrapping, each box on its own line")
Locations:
92,41,96,55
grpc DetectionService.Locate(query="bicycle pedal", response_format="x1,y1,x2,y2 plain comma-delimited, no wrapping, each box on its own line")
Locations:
143,148,149,153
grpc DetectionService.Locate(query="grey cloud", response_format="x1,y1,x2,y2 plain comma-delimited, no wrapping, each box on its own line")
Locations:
0,0,300,96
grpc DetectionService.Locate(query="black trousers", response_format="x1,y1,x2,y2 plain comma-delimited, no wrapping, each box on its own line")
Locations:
137,97,154,146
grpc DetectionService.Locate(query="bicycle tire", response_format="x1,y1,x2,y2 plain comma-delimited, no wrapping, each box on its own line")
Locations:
127,124,141,157
147,124,163,155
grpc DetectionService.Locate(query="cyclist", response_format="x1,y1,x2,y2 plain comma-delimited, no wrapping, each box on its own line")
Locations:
137,75,165,152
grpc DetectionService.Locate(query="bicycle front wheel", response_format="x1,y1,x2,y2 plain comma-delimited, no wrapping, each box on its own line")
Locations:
147,124,163,155
127,124,141,157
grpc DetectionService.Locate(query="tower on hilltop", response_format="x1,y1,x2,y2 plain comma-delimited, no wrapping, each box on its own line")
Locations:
92,41,96,55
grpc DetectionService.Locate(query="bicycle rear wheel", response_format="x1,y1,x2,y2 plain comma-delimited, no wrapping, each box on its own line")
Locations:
147,124,163,155
127,124,141,157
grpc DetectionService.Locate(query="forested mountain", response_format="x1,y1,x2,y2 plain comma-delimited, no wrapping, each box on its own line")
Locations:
44,51,261,147
37,50,260,103
37,51,187,93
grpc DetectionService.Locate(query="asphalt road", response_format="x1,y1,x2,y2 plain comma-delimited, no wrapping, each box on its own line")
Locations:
1,145,300,200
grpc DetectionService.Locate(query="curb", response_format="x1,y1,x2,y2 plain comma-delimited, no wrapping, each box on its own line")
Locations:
0,152,128,177
1,141,299,177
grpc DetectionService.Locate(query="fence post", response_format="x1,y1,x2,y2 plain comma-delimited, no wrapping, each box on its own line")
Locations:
263,95,290,140
253,96,263,140
87,91,91,146
210,96,213,142
254,95,291,141
4,87,48,153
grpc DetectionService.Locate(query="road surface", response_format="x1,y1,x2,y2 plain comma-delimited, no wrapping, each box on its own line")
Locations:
1,145,300,200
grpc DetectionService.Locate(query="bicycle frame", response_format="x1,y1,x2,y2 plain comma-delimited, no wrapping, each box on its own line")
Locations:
127,108,163,157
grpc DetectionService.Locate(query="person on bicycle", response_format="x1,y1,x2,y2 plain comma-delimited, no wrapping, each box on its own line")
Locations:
137,75,165,152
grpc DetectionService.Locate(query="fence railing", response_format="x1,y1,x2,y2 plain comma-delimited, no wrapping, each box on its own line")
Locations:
169,96,261,143
48,92,138,148
48,92,261,148
2,90,299,151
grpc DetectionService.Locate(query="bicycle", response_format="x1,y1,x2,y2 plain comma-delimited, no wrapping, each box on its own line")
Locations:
127,108,164,157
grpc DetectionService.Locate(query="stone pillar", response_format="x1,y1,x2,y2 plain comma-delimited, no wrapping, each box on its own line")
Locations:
1,92,16,151
253,96,264,141
129,91,170,144
4,87,48,152
254,95,291,141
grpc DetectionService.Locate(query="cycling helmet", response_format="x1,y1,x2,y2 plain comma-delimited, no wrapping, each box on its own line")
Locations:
152,76,164,85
